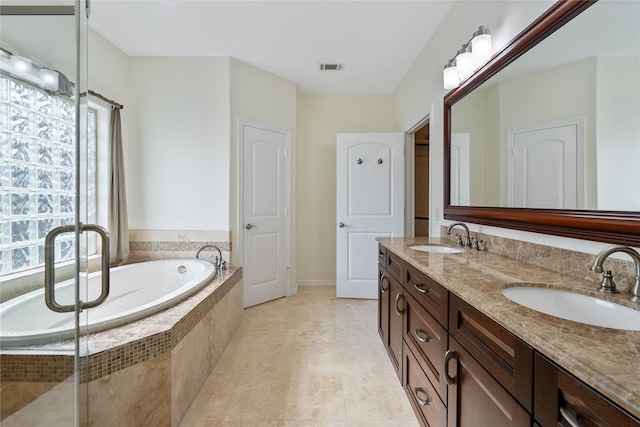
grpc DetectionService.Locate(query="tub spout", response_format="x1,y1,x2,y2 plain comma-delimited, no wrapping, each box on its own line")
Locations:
196,244,226,270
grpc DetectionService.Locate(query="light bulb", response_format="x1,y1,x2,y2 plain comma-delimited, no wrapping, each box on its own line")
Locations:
471,26,492,68
455,45,474,82
443,60,459,90
40,68,59,91
10,55,31,73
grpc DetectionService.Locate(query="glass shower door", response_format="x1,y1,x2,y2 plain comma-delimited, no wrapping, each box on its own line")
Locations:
0,2,97,425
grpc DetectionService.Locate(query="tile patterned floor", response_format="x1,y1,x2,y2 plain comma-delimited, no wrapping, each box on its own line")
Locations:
179,286,420,427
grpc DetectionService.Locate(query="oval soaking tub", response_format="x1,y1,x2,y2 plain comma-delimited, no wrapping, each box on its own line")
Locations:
0,259,216,347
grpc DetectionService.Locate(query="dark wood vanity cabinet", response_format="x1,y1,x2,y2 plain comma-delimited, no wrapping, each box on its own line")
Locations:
377,244,638,427
378,247,404,382
534,354,640,427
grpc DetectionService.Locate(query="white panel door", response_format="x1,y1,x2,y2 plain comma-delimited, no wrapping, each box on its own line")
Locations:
242,123,288,308
508,120,583,209
336,133,404,299
450,133,470,205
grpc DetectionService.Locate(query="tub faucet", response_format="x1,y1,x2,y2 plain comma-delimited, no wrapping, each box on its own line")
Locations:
591,245,640,302
196,244,226,270
446,222,471,248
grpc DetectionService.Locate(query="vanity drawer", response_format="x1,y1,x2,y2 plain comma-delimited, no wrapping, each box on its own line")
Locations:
378,244,387,266
386,250,403,282
449,294,533,412
404,342,447,427
404,292,448,400
404,264,448,328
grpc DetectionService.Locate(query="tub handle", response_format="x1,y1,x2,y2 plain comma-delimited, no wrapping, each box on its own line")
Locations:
45,223,110,313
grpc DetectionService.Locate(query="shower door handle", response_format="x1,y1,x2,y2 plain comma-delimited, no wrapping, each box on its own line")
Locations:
44,223,110,313
81,224,110,310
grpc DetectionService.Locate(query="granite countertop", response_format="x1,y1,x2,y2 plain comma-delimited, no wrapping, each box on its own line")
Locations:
377,237,640,419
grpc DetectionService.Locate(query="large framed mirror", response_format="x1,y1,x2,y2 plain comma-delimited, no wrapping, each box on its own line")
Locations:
444,0,640,246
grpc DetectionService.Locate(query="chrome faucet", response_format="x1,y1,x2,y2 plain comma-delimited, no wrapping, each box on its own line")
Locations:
196,244,227,270
591,245,640,301
446,222,471,248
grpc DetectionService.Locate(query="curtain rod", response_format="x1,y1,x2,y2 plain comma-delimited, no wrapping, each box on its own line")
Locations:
88,90,123,110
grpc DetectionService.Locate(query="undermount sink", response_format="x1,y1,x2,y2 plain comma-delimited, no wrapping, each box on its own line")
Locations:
502,286,640,331
409,245,464,254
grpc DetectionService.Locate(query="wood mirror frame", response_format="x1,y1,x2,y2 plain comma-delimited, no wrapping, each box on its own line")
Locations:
443,0,640,247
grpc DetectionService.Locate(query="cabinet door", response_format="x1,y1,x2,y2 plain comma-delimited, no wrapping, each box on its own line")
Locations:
378,264,390,344
535,354,640,427
447,338,531,427
389,274,404,382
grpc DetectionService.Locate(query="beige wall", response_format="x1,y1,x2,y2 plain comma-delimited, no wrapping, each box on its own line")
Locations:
296,94,399,282
89,28,131,115
127,57,231,231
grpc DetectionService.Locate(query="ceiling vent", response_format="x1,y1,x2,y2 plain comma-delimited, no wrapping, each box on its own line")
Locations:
318,63,345,71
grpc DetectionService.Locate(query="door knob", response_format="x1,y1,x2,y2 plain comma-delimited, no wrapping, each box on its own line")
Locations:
245,224,258,230
338,222,346,228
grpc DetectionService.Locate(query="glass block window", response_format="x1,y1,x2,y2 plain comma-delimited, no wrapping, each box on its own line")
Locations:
0,75,97,276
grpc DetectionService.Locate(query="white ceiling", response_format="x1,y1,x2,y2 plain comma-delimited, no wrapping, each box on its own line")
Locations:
88,0,454,94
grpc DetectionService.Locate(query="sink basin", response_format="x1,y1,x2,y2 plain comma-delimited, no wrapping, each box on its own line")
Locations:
409,245,464,254
502,286,640,331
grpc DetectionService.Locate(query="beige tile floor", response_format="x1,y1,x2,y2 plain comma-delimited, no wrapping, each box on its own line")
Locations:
179,286,420,427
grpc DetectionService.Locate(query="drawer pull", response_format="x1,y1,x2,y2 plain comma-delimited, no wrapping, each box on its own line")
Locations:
395,293,405,316
378,251,384,259
413,283,429,294
414,329,433,343
380,275,389,293
413,387,432,406
444,350,456,385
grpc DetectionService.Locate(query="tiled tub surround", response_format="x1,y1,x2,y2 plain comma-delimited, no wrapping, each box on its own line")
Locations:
128,229,231,264
1,266,243,426
379,237,640,419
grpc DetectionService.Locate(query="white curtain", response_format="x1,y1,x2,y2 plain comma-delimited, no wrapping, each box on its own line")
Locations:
108,107,129,265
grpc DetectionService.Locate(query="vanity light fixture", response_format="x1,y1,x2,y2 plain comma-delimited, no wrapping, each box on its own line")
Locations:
0,47,71,96
443,26,492,89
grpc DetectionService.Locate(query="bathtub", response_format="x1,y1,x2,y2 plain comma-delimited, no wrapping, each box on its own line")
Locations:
0,259,216,348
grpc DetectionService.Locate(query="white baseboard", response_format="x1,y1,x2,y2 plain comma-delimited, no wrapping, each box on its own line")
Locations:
298,280,336,287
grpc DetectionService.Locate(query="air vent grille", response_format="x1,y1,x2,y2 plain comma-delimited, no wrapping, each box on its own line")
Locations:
318,63,345,71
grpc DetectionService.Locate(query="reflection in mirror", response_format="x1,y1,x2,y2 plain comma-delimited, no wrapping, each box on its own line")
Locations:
450,0,640,211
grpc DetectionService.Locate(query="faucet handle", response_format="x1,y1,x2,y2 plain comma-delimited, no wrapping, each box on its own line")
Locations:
598,270,620,294
471,237,483,251
455,234,464,247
